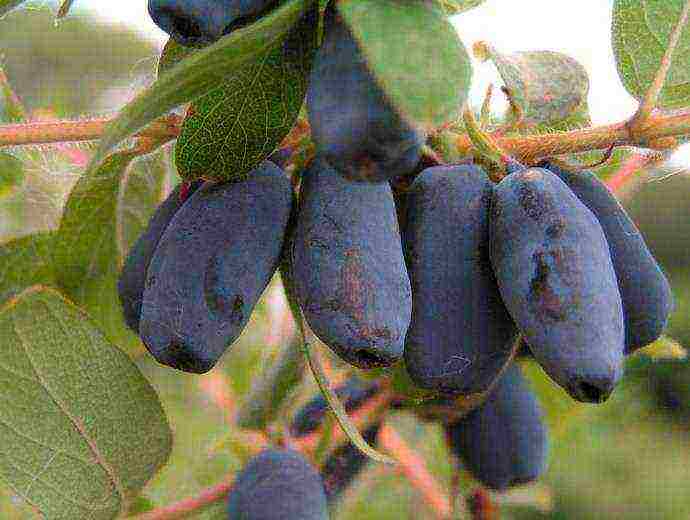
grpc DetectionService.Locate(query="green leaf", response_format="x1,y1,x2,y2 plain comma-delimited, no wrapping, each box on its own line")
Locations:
157,39,196,79
175,4,317,182
0,152,25,199
0,232,56,305
125,495,155,516
436,0,485,15
54,148,168,353
88,0,315,174
0,0,25,17
0,286,172,519
612,0,690,109
476,43,591,131
338,0,472,129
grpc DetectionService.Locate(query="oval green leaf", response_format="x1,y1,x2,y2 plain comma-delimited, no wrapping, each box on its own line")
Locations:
54,148,168,353
612,0,690,109
88,0,315,174
0,286,172,519
476,43,591,131
175,3,317,182
338,0,472,130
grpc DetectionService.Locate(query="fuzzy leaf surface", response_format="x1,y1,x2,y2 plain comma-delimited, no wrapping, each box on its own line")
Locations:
0,287,171,519
478,44,591,131
612,0,690,109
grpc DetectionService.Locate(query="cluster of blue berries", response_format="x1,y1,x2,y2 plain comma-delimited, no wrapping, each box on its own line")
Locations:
118,1,675,517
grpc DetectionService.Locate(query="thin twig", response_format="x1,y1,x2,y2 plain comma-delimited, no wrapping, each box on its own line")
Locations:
605,150,670,194
378,425,452,519
133,480,234,520
632,0,690,127
605,153,650,193
2,107,690,168
0,115,181,146
455,107,690,164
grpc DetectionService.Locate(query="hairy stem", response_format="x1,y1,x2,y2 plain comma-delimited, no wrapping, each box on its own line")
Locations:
632,0,690,126
0,115,180,147
455,108,690,164
2,108,690,168
133,480,234,520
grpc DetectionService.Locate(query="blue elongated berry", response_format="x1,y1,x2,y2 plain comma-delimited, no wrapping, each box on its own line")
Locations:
540,160,673,354
118,181,202,333
306,2,424,182
290,157,412,368
446,363,548,491
403,165,517,396
490,168,624,403
140,161,293,373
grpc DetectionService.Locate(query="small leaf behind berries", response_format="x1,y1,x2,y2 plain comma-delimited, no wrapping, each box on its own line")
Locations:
612,0,690,110
475,43,591,131
519,359,586,436
0,287,171,519
88,0,315,174
175,2,318,182
338,0,472,130
54,147,168,353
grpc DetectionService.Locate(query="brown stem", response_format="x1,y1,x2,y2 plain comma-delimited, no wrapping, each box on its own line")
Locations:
378,425,452,519
0,115,181,147
455,108,690,164
133,480,234,520
632,0,690,127
1,104,689,171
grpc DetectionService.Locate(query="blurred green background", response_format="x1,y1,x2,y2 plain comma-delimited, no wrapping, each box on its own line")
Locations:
0,5,689,519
